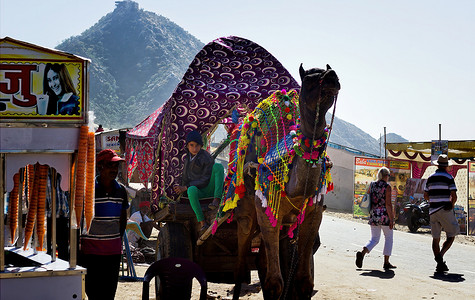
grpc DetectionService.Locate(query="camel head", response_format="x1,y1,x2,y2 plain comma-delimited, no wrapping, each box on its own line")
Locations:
298,64,340,140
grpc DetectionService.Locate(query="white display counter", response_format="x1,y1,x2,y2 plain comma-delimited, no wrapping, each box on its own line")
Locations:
1,247,85,299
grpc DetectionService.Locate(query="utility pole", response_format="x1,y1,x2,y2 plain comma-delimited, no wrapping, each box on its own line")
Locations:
379,132,382,158
384,127,387,160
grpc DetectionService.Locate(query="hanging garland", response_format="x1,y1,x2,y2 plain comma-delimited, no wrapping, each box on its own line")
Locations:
389,149,432,162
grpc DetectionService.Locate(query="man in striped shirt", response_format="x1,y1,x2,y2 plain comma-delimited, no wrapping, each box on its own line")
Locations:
79,149,129,300
424,154,459,273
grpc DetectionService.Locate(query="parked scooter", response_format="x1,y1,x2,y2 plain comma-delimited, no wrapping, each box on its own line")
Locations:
401,197,430,233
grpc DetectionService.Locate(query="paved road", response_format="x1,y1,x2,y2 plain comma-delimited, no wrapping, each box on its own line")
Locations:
313,214,475,299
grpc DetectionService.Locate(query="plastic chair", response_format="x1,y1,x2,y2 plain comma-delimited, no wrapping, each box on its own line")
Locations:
142,257,207,300
126,221,149,240
120,232,143,281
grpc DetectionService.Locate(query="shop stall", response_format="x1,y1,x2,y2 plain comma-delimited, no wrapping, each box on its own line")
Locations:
1,37,92,299
374,140,475,234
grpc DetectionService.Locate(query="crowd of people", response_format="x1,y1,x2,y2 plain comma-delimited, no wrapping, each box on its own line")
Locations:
78,130,225,299
22,130,461,299
54,133,462,299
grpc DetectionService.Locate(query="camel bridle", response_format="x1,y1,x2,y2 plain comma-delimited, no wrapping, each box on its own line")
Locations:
283,74,339,299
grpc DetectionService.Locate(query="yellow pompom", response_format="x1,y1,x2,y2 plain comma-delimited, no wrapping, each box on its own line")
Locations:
286,114,292,120
258,157,264,164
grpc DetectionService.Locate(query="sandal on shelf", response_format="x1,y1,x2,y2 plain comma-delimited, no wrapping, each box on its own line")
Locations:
355,251,363,268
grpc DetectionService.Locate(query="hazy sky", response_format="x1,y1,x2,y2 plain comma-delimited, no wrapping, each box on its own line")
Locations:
2,0,474,142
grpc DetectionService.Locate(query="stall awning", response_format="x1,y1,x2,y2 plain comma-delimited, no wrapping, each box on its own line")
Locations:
386,140,475,162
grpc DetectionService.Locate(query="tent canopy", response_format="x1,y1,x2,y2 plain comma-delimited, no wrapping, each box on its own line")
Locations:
386,140,475,163
125,106,163,185
126,106,163,140
143,36,301,203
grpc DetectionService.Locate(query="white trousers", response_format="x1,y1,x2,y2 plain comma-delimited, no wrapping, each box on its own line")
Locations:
364,225,393,256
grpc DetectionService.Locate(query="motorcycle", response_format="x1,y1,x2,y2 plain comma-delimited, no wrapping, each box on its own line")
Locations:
400,198,430,233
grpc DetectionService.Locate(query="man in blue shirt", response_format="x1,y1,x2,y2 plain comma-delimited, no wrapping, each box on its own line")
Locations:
424,154,459,273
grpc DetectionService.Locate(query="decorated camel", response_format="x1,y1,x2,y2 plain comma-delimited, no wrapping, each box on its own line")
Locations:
218,64,340,299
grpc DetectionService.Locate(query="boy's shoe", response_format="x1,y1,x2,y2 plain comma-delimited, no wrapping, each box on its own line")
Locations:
208,198,220,210
199,223,209,236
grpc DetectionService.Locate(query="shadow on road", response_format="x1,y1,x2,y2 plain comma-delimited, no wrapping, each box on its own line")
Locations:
430,272,465,282
359,269,395,279
229,282,262,298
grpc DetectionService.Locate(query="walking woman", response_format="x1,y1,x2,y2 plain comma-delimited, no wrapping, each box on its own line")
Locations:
356,166,396,270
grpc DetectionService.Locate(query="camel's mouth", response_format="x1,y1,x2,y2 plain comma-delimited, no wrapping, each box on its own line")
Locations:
318,70,340,109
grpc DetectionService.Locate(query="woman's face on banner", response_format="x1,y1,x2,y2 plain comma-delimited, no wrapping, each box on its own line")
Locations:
47,69,62,95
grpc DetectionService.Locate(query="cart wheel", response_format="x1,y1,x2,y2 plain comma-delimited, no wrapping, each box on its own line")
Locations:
154,222,193,298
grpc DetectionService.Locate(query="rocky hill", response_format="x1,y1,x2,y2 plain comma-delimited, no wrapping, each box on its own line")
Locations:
54,0,405,156
56,0,203,128
326,114,379,155
326,114,408,156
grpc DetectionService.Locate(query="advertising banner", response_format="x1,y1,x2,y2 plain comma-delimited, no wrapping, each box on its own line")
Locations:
353,157,411,218
468,162,475,235
354,157,387,218
388,160,411,219
97,130,121,153
431,140,448,163
0,38,87,123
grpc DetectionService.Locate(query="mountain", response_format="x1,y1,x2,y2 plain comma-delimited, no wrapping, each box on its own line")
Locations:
56,0,203,128
326,114,408,156
379,132,408,144
54,0,406,155
326,114,380,156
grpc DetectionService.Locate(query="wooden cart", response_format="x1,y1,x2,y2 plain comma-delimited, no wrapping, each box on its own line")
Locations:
153,197,261,284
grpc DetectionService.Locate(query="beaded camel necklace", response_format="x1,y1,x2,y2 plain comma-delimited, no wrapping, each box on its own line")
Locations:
220,89,332,236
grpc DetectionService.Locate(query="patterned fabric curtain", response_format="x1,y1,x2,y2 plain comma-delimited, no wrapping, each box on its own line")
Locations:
126,106,163,185
150,36,301,205
410,161,431,179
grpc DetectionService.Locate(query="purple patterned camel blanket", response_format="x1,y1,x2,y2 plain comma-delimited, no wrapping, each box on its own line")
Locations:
148,36,300,205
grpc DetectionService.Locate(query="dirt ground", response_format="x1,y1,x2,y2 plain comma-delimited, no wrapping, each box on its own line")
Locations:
113,209,475,300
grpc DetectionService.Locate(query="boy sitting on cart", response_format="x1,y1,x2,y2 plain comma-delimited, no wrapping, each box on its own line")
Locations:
173,130,224,234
